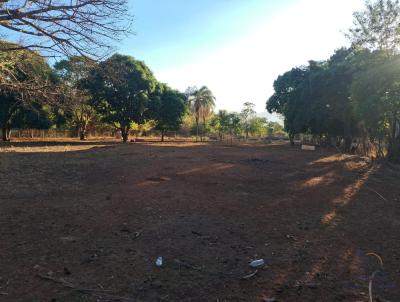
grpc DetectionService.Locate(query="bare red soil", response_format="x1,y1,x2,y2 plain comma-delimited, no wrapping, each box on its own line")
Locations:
0,141,399,301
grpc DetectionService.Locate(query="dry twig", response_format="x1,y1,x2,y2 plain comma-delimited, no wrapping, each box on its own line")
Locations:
241,270,258,280
366,187,388,202
367,252,384,302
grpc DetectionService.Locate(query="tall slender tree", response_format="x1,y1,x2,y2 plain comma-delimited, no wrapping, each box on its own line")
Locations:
188,86,215,142
240,102,256,139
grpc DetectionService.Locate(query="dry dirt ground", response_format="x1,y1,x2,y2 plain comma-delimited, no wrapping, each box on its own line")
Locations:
0,140,399,302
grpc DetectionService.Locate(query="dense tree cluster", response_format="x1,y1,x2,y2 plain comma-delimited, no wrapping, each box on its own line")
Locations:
267,0,400,162
0,50,188,142
206,103,285,141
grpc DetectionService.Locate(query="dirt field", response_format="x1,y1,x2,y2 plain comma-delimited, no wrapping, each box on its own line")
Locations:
0,140,399,302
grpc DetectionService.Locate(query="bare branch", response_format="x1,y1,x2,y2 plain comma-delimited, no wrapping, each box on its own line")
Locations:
0,0,133,59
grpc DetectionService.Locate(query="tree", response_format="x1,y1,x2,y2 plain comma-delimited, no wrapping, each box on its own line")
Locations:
227,113,242,141
267,49,358,148
248,117,268,137
240,102,256,139
84,54,157,142
148,84,186,142
0,0,132,58
0,47,54,141
54,56,97,140
347,0,400,53
348,0,400,161
187,86,216,142
352,52,400,161
267,67,308,145
209,110,231,140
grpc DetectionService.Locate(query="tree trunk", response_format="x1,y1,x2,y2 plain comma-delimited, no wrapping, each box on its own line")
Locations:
388,138,400,163
161,130,165,142
121,126,129,143
79,122,87,140
344,136,352,152
1,125,10,141
388,119,400,162
202,117,206,142
289,133,295,146
195,117,199,142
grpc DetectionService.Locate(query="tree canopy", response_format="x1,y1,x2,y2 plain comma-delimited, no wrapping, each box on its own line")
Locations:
84,54,157,142
148,84,187,141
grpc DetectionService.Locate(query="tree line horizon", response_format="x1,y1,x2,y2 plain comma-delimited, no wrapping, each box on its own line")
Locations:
0,0,399,162
0,48,283,143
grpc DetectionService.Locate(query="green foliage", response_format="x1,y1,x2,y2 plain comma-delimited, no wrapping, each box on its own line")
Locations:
54,56,97,139
248,117,268,137
84,54,157,142
267,48,358,146
352,51,400,159
240,102,256,138
227,112,242,136
187,86,216,141
148,83,186,141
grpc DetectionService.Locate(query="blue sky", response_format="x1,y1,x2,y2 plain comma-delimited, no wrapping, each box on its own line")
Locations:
121,0,293,70
120,0,365,119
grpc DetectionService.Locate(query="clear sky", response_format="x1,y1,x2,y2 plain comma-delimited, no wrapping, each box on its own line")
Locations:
119,0,365,119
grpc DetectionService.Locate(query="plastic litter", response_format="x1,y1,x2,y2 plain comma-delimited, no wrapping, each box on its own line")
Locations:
249,259,265,268
155,256,163,267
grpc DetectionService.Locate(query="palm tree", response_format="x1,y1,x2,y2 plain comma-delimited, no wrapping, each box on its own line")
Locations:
188,86,215,142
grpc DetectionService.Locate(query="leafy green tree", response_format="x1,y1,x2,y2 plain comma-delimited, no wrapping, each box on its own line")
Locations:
267,67,308,145
352,52,400,160
84,54,157,142
11,104,55,131
267,49,357,148
348,0,400,161
54,56,97,140
148,84,186,141
209,110,231,140
227,113,242,138
240,102,256,139
248,117,268,137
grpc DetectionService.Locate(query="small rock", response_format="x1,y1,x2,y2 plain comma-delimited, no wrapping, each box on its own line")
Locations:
60,236,78,243
33,264,41,270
